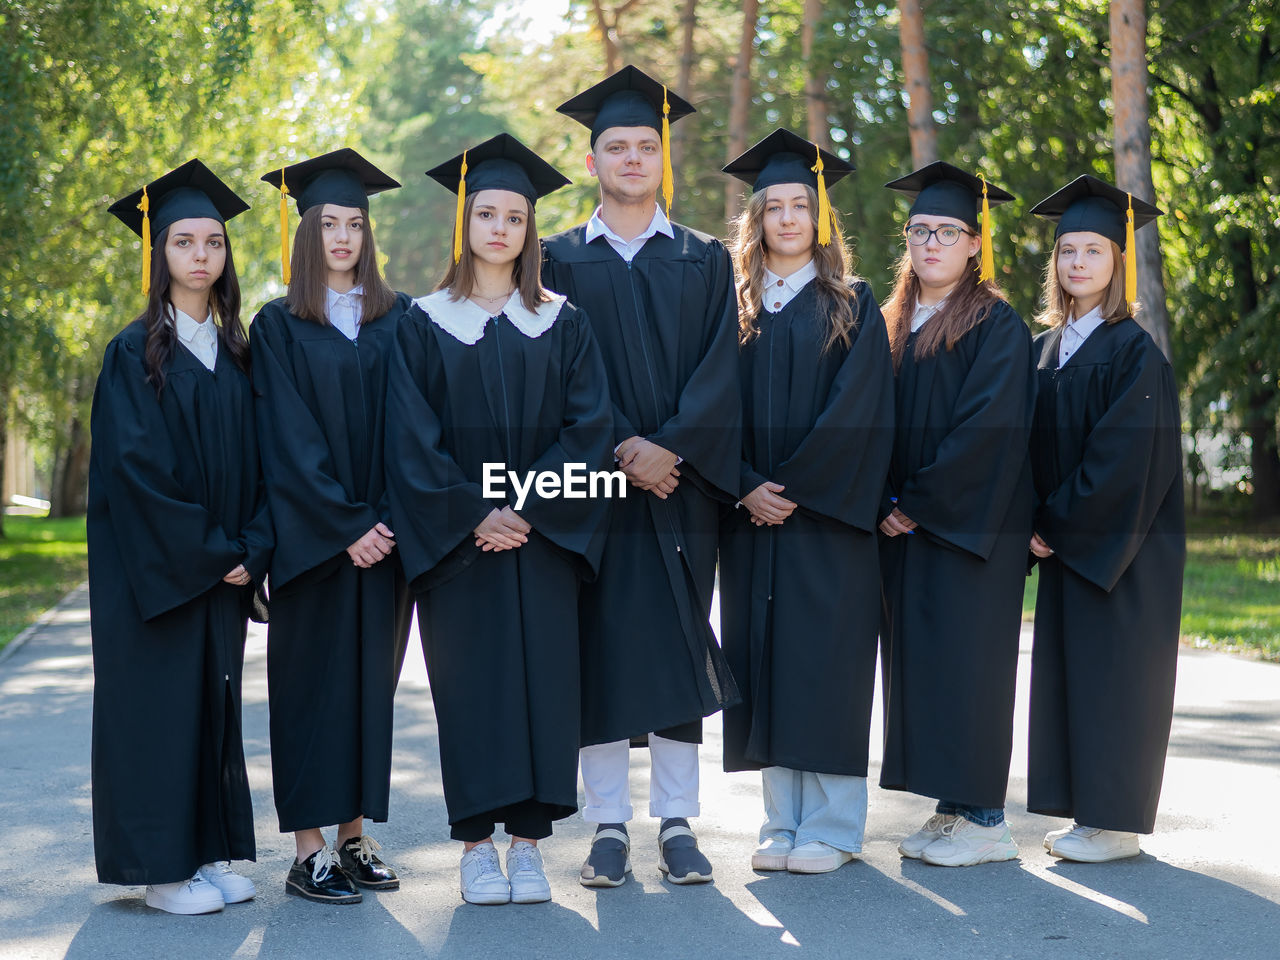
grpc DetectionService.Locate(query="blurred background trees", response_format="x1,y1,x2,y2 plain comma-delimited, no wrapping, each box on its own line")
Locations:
2,0,1276,526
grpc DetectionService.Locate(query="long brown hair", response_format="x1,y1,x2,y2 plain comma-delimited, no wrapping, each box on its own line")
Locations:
731,185,859,353
1035,236,1131,328
136,225,248,394
285,205,397,325
436,192,550,313
881,249,1006,369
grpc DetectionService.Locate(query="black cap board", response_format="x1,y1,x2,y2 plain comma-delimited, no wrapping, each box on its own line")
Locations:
1029,174,1162,245
557,64,695,146
884,160,1014,230
723,128,853,192
108,158,249,239
426,133,571,204
261,147,400,215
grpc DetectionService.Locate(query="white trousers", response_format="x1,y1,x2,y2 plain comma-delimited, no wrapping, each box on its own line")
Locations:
579,735,701,823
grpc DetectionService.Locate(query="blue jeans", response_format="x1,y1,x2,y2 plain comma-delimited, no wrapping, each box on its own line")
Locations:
761,767,868,854
936,800,1005,827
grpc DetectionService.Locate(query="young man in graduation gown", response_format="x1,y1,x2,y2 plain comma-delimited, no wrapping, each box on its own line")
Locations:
252,150,413,902
541,65,743,886
92,161,272,913
1026,177,1185,862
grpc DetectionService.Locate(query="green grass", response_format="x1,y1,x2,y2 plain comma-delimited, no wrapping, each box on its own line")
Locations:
1020,512,1280,661
0,514,88,652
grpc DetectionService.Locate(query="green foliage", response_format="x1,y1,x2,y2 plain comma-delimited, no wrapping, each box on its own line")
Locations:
0,513,87,650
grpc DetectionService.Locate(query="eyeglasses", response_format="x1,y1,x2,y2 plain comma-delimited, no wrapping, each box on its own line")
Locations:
904,224,973,246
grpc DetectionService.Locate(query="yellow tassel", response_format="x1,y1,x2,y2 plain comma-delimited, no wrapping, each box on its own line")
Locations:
977,174,994,283
278,170,291,286
661,86,674,216
812,146,832,246
453,150,468,264
1125,193,1137,314
138,185,151,296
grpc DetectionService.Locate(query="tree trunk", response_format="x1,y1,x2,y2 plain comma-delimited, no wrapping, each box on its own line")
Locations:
726,0,760,223
672,0,698,173
590,0,621,75
898,0,937,167
803,0,831,149
49,415,89,518
1109,0,1174,362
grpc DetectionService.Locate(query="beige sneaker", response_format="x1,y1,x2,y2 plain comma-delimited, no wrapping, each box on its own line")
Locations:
751,835,793,871
1048,825,1140,862
899,813,958,859
920,817,1018,867
1043,824,1076,852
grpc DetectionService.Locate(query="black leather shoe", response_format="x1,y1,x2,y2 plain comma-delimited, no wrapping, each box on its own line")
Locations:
285,847,362,904
338,835,400,890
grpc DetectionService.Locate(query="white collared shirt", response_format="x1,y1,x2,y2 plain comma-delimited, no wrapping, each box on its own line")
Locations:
172,305,217,371
585,204,674,263
326,284,364,341
762,260,817,314
910,297,946,333
1059,305,1105,366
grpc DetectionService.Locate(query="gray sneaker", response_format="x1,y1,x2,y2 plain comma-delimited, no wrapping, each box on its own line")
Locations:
460,842,510,905
506,841,552,904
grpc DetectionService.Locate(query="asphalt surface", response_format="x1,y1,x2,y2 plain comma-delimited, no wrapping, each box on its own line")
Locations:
1,583,1278,959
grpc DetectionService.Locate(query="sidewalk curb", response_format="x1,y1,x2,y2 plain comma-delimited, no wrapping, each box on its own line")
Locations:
0,580,89,669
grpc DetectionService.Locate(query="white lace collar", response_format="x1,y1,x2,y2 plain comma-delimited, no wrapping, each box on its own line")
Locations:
415,289,566,345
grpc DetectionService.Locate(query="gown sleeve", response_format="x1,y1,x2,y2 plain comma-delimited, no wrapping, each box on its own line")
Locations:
1035,334,1182,592
644,241,743,499
90,337,243,621
511,306,615,578
771,285,896,532
250,307,380,585
895,305,1035,559
384,307,494,585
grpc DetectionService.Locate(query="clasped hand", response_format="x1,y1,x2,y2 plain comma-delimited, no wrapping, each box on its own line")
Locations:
347,522,396,568
742,481,797,526
474,506,531,552
617,437,680,499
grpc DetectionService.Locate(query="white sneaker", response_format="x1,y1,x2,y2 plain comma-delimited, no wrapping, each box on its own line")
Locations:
1043,824,1076,852
786,841,855,874
751,835,793,871
506,841,552,904
144,874,225,914
1048,825,1140,863
460,842,510,905
197,861,256,904
898,813,958,859
920,817,1019,867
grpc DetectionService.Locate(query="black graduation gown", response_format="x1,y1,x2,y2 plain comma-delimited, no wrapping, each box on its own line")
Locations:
878,300,1036,808
385,293,614,826
88,319,272,885
1027,318,1185,834
720,280,895,775
250,294,414,832
541,223,742,746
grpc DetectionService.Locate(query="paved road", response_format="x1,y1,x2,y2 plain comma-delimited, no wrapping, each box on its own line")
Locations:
1,584,1278,959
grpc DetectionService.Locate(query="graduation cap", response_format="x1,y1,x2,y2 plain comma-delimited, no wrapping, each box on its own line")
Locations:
723,128,853,247
261,148,401,283
108,158,250,296
885,161,1015,283
1030,175,1162,313
426,133,571,263
556,64,696,216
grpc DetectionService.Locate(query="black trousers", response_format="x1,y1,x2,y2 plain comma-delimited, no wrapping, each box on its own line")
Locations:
451,799,558,843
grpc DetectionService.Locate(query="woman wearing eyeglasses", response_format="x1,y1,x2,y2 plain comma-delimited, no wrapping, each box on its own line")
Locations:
876,163,1036,868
